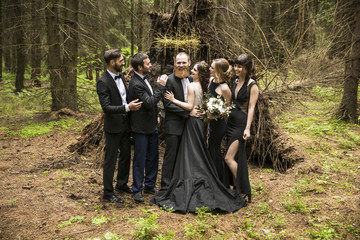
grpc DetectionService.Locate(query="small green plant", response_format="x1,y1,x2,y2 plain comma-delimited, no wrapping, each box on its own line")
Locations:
87,232,125,240
160,205,175,213
104,232,124,240
253,182,266,195
310,225,340,239
339,182,358,191
338,139,356,149
57,215,85,228
345,224,360,235
41,170,50,176
153,230,175,240
184,207,217,239
8,200,16,206
241,218,261,239
94,205,101,214
256,202,270,214
91,215,111,226
282,200,308,213
129,210,159,239
272,214,286,229
346,130,360,145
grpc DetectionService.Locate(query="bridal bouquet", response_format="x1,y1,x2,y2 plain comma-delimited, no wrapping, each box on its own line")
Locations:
199,94,234,123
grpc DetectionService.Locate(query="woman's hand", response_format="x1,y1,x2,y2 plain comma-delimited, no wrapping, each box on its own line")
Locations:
164,91,175,102
243,128,251,140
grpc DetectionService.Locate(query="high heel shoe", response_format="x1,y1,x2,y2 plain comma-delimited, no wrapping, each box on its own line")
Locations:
243,194,251,203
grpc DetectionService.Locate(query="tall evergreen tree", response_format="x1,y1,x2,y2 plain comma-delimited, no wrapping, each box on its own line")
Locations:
336,0,360,123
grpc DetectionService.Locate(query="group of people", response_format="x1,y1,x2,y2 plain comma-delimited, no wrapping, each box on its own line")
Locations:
96,49,259,213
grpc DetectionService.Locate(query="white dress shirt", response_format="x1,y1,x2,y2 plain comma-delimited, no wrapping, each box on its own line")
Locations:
107,69,129,112
134,71,153,95
181,77,190,101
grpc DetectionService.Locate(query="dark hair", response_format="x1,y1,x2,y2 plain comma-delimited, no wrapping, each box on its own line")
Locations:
131,53,149,71
234,54,255,75
195,61,210,98
213,58,233,83
104,49,122,64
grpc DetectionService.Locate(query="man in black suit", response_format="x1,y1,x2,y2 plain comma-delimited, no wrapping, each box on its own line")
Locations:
160,52,192,190
128,53,167,202
97,49,142,203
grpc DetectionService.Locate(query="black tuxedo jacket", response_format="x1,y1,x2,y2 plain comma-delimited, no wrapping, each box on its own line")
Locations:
128,73,165,134
96,71,130,133
163,73,193,136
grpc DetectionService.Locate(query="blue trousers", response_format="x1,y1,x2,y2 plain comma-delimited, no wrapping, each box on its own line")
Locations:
132,129,159,193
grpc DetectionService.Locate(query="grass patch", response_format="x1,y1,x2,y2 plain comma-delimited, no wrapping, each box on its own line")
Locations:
0,71,101,115
282,200,309,213
57,216,85,228
12,119,87,138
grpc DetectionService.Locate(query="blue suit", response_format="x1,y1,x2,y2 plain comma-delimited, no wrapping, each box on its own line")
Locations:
128,73,165,193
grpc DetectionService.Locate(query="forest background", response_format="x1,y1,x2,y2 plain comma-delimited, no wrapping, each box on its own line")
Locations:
0,0,359,239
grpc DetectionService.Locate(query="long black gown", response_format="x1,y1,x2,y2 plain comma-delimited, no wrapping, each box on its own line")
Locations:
226,76,257,197
152,83,245,213
207,78,227,184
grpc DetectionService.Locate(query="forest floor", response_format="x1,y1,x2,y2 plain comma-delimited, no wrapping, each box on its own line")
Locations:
0,85,359,240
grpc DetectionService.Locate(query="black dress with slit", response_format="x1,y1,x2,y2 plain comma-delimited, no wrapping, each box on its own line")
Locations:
226,76,257,197
151,83,245,213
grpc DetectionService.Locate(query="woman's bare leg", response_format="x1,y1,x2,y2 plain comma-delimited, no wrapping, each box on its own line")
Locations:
224,140,239,180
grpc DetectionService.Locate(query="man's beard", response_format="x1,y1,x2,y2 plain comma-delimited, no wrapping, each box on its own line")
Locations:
114,63,123,72
174,66,189,79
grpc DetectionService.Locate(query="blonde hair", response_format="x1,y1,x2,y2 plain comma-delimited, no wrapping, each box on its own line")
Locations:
213,58,233,83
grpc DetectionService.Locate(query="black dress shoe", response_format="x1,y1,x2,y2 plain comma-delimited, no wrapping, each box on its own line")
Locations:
115,186,133,194
143,186,158,195
104,195,124,204
133,192,144,202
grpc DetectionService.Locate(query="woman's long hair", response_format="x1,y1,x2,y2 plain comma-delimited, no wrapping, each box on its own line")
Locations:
195,61,210,98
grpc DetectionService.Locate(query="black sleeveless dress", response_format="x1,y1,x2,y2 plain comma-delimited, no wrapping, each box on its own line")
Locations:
226,76,257,196
151,84,246,213
207,78,227,183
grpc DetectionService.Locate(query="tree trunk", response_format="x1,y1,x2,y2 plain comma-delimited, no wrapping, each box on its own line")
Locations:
131,0,135,56
137,0,143,52
337,1,360,123
154,0,160,11
30,0,42,87
46,0,62,110
14,0,26,92
57,0,79,111
3,0,11,73
0,0,3,82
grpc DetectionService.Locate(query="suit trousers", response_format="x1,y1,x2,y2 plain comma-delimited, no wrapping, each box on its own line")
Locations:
103,130,131,198
160,134,182,189
132,129,159,193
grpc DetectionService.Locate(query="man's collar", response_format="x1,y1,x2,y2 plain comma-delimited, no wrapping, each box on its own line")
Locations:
134,71,146,80
107,69,120,80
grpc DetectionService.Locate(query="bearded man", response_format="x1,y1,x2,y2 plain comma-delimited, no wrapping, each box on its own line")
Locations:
160,52,192,190
97,49,142,203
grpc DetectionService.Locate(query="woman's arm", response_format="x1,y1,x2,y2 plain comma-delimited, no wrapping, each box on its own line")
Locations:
164,84,195,111
220,83,232,105
243,84,259,140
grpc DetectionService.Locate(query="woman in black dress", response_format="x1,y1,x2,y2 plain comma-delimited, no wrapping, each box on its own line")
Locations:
207,59,232,184
224,54,259,203
151,61,245,213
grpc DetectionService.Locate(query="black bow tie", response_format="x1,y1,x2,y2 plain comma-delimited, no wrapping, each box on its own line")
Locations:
114,75,121,80
142,76,148,81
